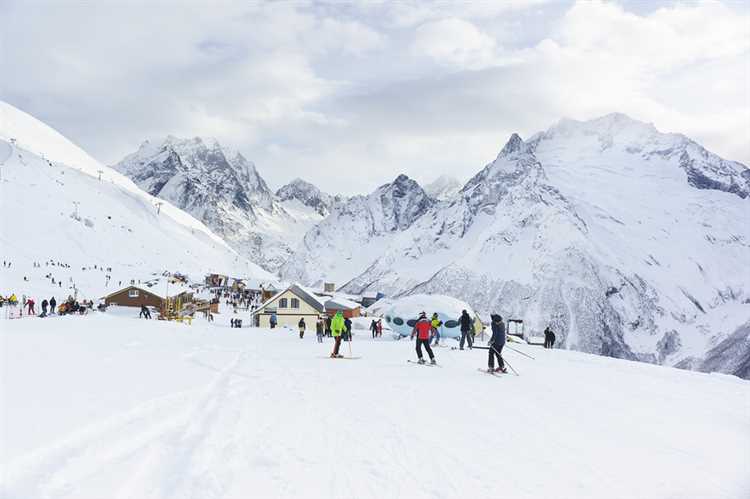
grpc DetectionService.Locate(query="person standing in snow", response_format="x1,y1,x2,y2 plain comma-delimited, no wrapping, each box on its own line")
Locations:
377,319,383,337
316,317,324,343
330,311,345,358
27,298,35,315
544,326,556,349
270,312,278,329
411,312,436,364
488,314,507,373
41,299,49,317
459,310,473,350
344,317,352,342
370,319,378,338
298,317,306,339
430,313,442,347
140,304,151,319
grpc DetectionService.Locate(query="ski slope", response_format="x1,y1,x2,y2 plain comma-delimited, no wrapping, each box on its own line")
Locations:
0,101,273,301
2,312,748,499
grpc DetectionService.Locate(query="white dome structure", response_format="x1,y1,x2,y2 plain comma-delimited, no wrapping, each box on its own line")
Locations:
382,294,483,339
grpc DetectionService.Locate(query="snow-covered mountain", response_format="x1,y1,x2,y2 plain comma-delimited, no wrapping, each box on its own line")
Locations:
281,174,435,286
114,138,326,272
276,178,335,217
282,113,750,375
424,174,462,200
0,101,273,300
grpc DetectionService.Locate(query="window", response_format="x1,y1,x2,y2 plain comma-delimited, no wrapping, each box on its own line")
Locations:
128,289,140,298
406,319,417,327
290,298,300,309
444,320,459,328
393,317,404,326
385,315,391,323
279,298,288,308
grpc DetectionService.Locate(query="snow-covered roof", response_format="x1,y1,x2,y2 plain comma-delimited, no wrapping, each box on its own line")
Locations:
253,283,326,314
324,296,361,310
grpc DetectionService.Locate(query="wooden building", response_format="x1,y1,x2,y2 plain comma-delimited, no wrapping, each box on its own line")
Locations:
324,296,362,319
252,284,326,328
103,286,165,308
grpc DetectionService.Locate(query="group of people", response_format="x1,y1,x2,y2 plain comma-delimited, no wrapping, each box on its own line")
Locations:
230,318,244,328
369,319,384,338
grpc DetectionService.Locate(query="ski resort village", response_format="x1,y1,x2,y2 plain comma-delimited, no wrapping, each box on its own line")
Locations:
2,2,750,499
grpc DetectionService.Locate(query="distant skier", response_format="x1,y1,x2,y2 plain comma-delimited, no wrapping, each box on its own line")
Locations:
41,299,49,317
330,311,345,358
488,314,507,373
298,317,306,339
270,312,278,329
26,298,35,315
370,319,378,338
139,304,151,319
231,318,236,328
344,317,352,342
430,313,442,346
459,310,473,350
411,312,436,364
544,326,556,349
316,317,324,343
376,319,383,337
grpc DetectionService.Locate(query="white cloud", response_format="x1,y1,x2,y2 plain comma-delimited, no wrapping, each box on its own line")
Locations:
1,0,747,194
411,18,500,69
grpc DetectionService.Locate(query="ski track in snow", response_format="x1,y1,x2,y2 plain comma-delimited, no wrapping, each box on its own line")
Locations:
2,314,749,499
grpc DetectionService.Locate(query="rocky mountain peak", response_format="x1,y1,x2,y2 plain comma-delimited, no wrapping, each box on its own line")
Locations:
499,133,525,157
276,178,333,216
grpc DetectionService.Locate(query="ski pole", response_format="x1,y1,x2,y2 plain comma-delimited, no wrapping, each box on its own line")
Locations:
506,345,535,360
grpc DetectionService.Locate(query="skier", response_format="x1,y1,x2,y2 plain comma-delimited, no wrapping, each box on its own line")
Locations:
376,319,383,337
459,310,473,350
411,312,436,364
344,317,352,342
330,311,345,358
370,319,378,338
488,314,507,373
544,326,556,349
231,318,236,328
298,317,306,339
316,317,324,343
27,298,35,315
270,312,278,329
139,304,151,319
430,313,442,346
41,299,49,317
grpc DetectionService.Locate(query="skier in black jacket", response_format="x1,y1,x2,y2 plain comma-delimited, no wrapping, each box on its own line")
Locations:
488,314,507,373
49,296,56,314
459,310,473,350
544,326,556,349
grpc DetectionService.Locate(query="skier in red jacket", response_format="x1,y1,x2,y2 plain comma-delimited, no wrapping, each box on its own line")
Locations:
411,312,436,364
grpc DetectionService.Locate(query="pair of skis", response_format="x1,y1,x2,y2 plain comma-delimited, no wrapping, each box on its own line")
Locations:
407,359,441,368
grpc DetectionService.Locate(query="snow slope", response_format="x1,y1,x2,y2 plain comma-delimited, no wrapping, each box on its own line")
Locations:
1,313,748,499
424,174,462,200
114,138,328,272
0,101,273,301
284,114,750,374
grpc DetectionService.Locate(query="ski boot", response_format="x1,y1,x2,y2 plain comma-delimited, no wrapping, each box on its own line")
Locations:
430,358,436,365
418,358,426,364
495,367,507,373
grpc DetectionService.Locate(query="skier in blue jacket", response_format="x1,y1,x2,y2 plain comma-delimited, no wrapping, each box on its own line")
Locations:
488,314,507,373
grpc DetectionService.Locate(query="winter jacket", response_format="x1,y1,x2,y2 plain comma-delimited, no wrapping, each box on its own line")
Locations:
414,318,432,340
490,319,506,348
344,318,352,333
331,312,345,337
431,316,442,329
298,318,306,330
459,312,472,332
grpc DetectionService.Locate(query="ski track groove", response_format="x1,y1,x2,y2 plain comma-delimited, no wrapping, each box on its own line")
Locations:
1,349,251,499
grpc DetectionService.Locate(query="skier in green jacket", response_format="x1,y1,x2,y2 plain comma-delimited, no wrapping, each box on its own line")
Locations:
330,311,345,358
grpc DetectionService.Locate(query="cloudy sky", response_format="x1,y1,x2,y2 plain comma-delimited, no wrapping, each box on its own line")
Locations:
3,0,749,193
